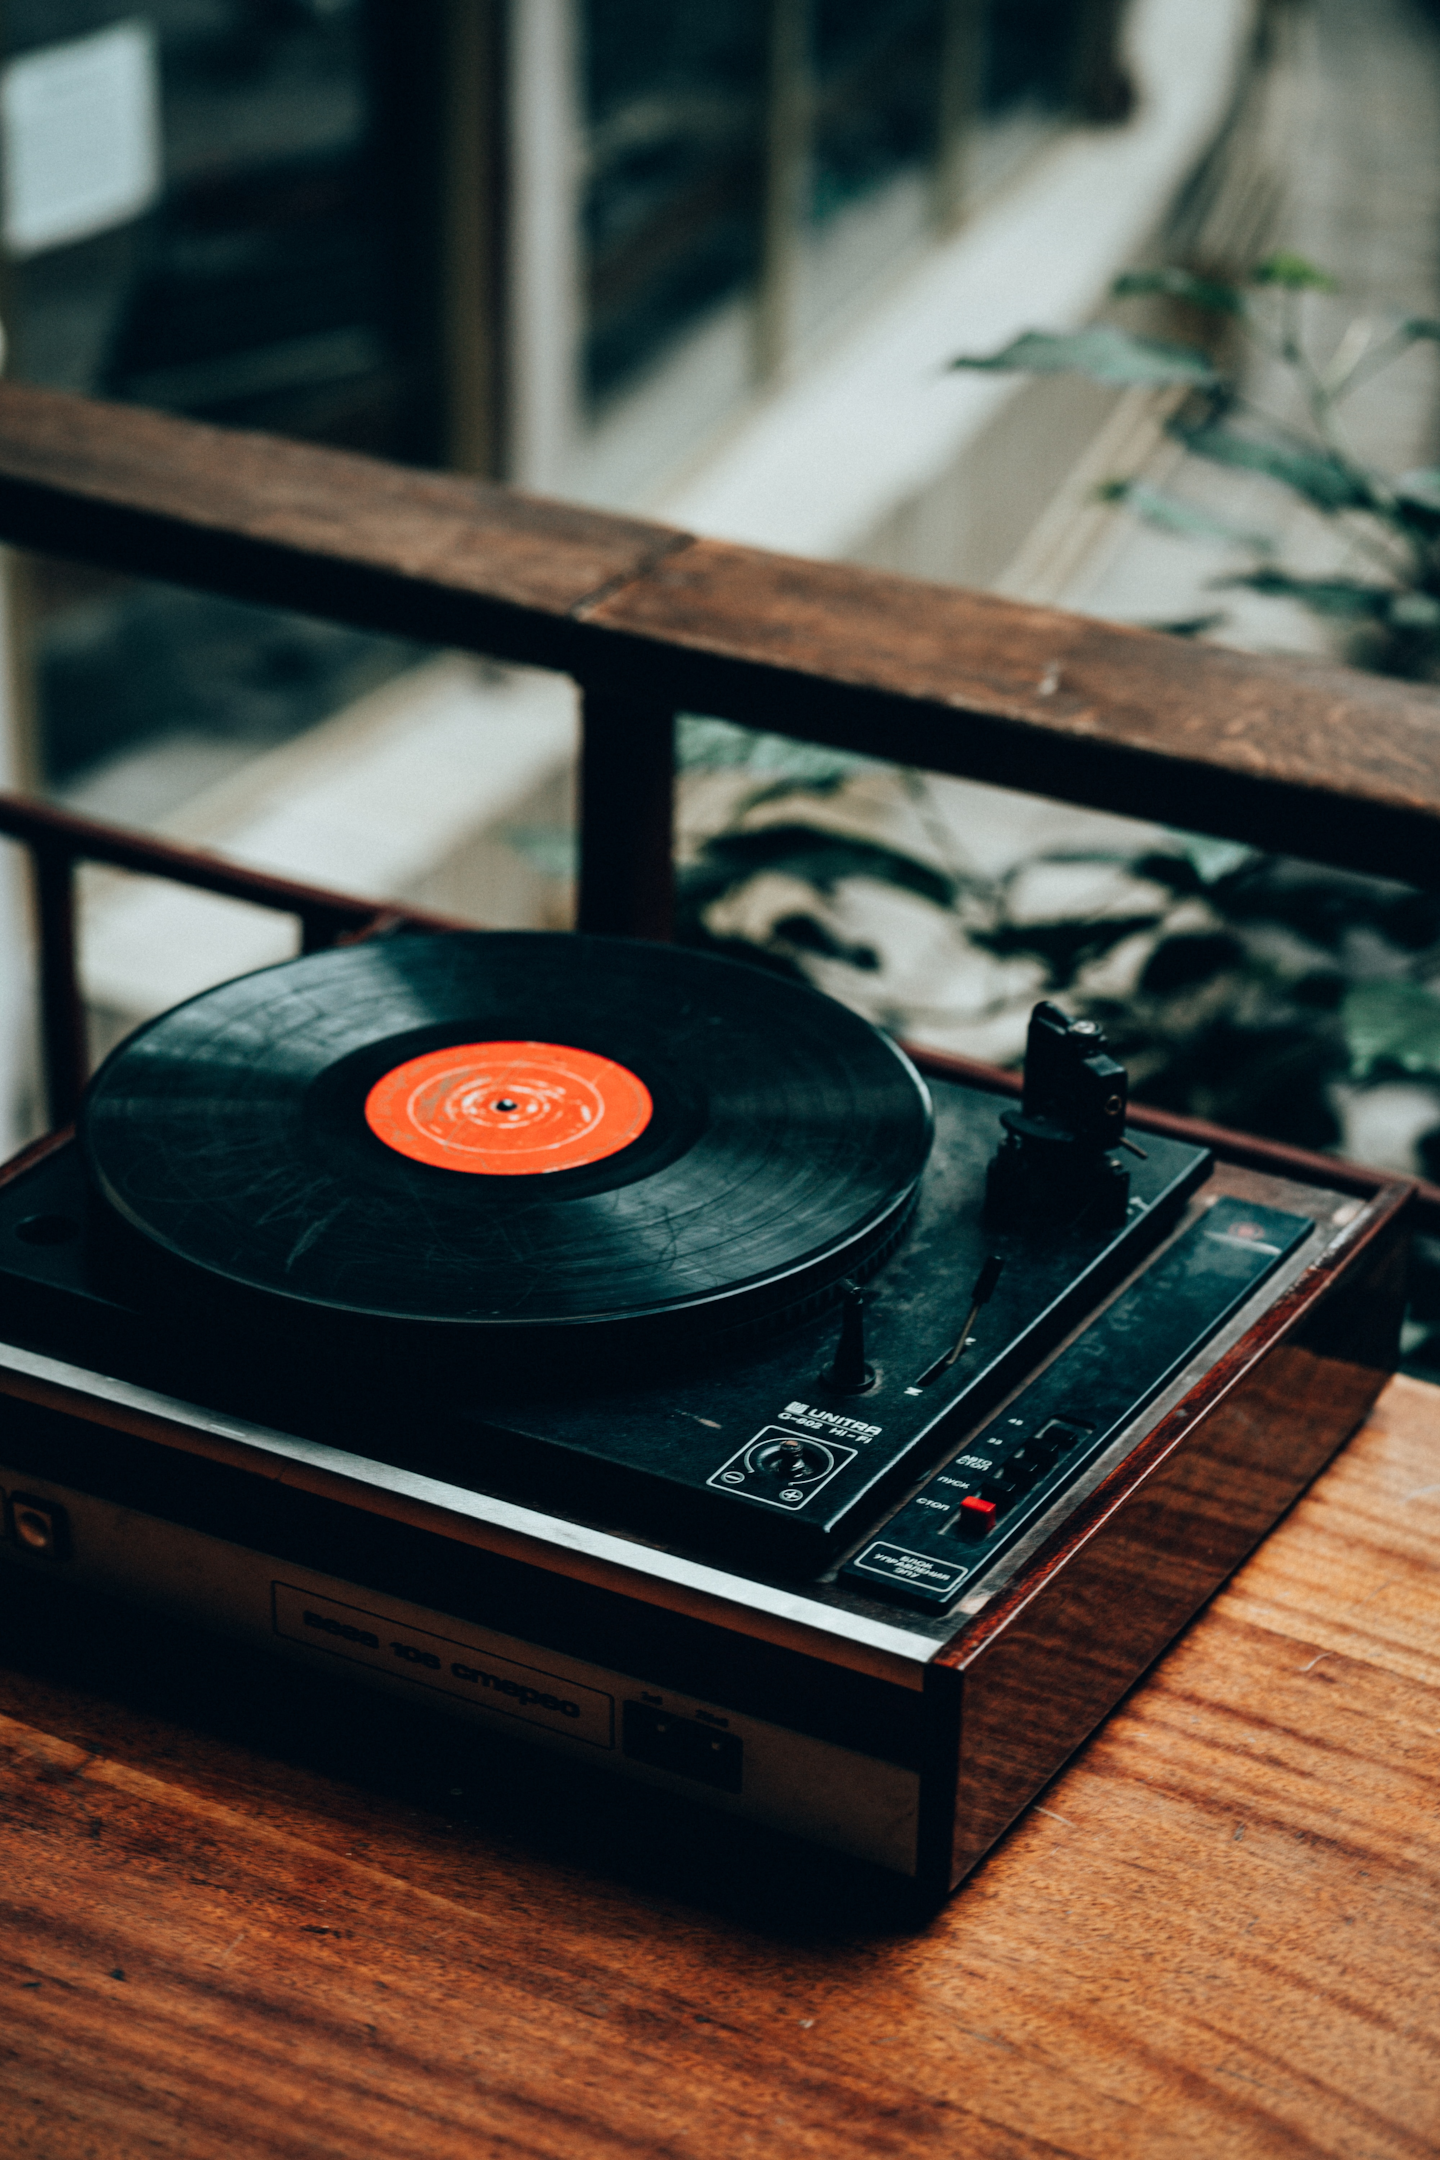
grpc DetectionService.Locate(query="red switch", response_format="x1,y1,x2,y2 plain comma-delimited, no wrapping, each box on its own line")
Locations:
957,1496,997,1538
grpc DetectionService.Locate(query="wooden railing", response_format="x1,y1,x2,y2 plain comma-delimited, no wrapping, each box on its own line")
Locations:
0,378,1437,1222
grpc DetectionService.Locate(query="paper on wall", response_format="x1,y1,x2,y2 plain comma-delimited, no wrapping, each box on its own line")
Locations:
1,19,161,259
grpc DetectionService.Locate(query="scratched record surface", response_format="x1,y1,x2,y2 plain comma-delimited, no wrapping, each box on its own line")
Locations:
79,933,933,1357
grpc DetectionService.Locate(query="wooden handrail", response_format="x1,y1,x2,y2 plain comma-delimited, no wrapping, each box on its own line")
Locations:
0,380,1436,889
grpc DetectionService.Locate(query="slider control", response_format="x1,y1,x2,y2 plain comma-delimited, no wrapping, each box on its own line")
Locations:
914,1253,1004,1390
821,1281,875,1394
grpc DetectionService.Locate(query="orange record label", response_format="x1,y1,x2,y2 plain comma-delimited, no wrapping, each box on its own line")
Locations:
363,1041,653,1176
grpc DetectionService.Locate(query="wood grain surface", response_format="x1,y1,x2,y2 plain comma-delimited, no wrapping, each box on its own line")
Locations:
581,538,1440,886
1,381,1440,884
1,1376,1436,2158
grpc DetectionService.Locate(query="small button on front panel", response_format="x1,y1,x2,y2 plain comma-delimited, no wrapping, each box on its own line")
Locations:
847,1410,1095,1600
938,1416,1090,1526
6,1492,69,1561
622,1701,744,1792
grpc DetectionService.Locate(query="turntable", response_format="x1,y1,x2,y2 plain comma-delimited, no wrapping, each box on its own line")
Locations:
0,934,1409,1904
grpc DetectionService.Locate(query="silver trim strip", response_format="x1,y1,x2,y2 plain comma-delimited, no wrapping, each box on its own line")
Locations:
0,1338,934,1684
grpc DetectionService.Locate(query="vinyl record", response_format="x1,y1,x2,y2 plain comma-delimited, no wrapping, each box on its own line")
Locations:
80,934,933,1361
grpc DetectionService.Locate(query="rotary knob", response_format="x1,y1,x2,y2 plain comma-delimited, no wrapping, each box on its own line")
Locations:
746,1435,836,1485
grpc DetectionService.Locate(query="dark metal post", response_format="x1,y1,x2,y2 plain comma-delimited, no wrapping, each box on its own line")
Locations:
576,691,676,941
31,843,87,1127
755,0,812,383
300,906,363,955
934,0,985,233
1069,0,1135,124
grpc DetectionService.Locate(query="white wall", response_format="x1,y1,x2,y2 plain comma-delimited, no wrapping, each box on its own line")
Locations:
659,0,1257,563
506,0,581,492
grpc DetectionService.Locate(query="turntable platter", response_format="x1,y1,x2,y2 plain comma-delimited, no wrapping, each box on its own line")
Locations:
80,934,933,1356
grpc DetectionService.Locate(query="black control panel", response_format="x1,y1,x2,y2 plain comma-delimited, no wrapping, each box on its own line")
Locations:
843,1197,1313,1607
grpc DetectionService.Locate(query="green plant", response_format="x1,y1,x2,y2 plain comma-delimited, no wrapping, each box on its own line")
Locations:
951,252,1440,678
664,265,1440,1369
675,726,1440,1153
670,260,1440,1142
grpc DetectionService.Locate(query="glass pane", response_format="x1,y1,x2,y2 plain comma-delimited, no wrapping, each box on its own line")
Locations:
32,559,424,804
581,0,768,407
0,5,438,801
3,570,579,1138
25,569,577,950
984,0,1085,114
810,0,941,225
3,0,409,452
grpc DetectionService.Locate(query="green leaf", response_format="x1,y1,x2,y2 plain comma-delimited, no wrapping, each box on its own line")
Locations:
1174,422,1373,511
974,916,1163,985
499,824,577,878
1141,613,1228,639
1101,478,1274,549
950,326,1220,387
678,714,873,788
1216,569,1391,617
1113,267,1245,315
1250,251,1337,291
1226,578,1440,634
1388,591,1440,628
1162,834,1255,884
1397,467,1440,512
684,825,958,912
1399,318,1440,343
1343,980,1440,1080
768,914,881,971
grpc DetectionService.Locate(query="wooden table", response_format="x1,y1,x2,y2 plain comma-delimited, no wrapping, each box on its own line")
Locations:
2,1374,1437,2158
